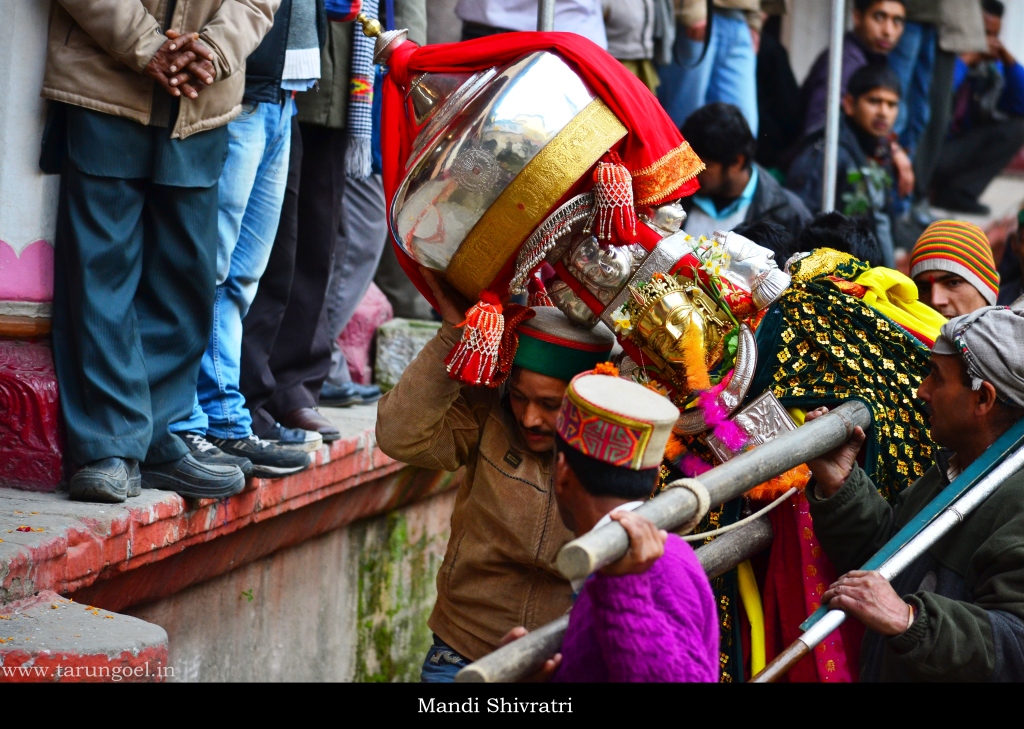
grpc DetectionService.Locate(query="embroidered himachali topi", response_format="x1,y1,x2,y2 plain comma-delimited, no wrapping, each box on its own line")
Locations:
553,371,718,683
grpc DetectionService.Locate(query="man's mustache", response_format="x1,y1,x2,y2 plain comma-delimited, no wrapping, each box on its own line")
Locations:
921,401,933,417
523,425,554,437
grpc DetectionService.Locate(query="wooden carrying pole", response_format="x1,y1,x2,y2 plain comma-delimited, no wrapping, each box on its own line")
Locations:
556,401,871,582
751,441,1024,682
456,516,774,682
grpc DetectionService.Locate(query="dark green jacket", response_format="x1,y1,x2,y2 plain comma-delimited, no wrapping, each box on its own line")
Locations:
808,454,1024,682
296,0,427,129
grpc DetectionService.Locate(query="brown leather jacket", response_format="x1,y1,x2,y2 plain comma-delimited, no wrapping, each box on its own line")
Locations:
42,0,280,139
375,324,574,661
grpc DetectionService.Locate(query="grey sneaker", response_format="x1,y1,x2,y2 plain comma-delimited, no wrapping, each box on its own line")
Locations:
69,457,140,503
180,431,255,478
141,454,246,499
208,434,310,478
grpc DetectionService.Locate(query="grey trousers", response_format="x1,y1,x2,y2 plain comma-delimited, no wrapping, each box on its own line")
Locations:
324,172,389,387
913,49,956,199
374,241,436,321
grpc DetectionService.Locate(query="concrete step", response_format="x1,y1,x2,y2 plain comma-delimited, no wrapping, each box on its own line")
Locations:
0,590,168,682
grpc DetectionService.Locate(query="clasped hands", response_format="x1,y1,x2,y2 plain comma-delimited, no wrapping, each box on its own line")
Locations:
805,406,914,636
145,29,217,100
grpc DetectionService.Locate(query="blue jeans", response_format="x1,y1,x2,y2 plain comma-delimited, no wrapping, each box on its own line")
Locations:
420,636,469,683
657,10,758,135
172,96,294,439
889,21,936,154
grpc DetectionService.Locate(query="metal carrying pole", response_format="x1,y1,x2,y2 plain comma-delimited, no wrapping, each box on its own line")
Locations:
537,0,555,31
822,0,847,212
456,516,775,682
556,401,870,582
751,442,1024,683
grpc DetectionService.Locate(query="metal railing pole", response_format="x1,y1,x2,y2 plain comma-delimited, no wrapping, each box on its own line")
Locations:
822,0,847,212
751,442,1024,682
537,0,555,31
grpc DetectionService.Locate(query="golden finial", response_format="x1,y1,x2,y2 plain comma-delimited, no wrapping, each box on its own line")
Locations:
356,12,383,38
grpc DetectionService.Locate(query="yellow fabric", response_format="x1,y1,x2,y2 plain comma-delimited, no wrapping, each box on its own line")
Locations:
737,559,766,675
853,267,947,343
787,407,806,426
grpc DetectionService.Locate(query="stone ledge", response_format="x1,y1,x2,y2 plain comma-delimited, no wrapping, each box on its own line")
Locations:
0,590,168,682
0,403,444,604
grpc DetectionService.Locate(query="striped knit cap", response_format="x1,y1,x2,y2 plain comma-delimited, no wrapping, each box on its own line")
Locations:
909,220,999,305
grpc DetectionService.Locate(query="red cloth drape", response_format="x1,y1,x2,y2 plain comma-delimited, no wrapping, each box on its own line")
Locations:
381,32,697,309
763,493,865,682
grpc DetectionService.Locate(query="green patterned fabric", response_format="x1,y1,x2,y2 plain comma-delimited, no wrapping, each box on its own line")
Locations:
749,262,935,503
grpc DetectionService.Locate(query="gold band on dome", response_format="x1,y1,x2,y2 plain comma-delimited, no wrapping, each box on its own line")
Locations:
445,99,627,299
632,141,705,207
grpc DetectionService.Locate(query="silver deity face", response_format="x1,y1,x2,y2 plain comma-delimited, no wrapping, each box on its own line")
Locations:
547,280,598,327
568,237,635,303
639,202,687,237
390,52,596,273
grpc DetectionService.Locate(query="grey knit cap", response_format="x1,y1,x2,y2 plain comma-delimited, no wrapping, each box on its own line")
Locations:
932,303,1024,406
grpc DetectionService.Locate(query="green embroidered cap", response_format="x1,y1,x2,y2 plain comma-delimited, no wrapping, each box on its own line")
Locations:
512,307,615,382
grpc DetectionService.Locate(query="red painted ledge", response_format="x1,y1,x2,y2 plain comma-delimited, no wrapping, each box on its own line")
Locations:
0,404,456,605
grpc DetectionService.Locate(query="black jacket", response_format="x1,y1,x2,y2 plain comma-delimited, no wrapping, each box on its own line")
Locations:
681,163,811,239
746,163,811,239
243,0,328,105
785,116,897,266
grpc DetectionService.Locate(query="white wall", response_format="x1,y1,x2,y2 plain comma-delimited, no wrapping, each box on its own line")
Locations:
0,0,58,256
782,0,838,84
1002,0,1024,62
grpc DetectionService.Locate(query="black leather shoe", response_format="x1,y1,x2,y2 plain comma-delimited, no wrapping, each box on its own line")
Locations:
278,407,341,443
141,454,245,499
320,382,383,407
69,457,140,503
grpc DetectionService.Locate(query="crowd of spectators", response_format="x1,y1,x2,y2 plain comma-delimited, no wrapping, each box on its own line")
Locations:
41,0,1024,504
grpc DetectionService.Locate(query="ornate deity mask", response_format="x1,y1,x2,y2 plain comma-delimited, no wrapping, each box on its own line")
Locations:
625,274,731,369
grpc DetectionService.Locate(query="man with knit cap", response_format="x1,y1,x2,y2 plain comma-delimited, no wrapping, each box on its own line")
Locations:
546,372,718,682
910,220,999,317
376,271,616,682
803,303,1024,681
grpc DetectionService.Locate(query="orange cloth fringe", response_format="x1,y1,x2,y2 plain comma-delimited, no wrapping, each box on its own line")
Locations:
745,464,812,502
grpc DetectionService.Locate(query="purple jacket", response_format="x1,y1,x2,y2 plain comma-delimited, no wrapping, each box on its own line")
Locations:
552,534,719,683
802,32,886,135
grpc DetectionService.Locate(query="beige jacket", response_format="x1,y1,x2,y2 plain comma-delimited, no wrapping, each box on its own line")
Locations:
42,0,279,139
376,324,574,661
677,0,762,32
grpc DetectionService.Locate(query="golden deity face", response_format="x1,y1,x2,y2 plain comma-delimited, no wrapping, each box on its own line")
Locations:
636,290,716,365
627,279,730,370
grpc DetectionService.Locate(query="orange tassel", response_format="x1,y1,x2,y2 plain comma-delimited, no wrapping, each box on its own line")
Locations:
444,291,505,387
592,152,637,244
681,326,711,393
664,433,685,461
594,362,620,377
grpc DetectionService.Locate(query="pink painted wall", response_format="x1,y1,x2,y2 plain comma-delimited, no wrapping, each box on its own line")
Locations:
0,240,54,302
